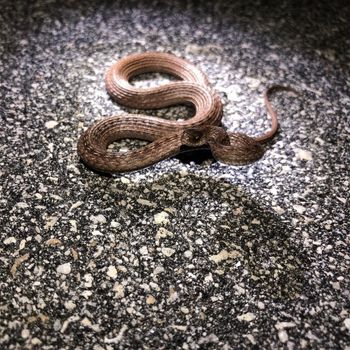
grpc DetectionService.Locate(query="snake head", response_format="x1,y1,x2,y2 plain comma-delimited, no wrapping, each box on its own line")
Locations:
181,127,208,146
181,126,230,147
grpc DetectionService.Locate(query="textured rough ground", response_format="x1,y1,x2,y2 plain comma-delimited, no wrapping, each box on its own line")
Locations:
0,0,349,349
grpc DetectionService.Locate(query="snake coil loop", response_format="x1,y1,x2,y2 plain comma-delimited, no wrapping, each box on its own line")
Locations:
78,52,292,173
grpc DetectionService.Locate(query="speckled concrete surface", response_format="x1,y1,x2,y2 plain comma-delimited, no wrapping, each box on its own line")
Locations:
1,0,349,349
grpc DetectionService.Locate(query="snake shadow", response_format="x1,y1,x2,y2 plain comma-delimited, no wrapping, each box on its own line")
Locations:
73,171,311,346
145,173,309,299
101,171,310,302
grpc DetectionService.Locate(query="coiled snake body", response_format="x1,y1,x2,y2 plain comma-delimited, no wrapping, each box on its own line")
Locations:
78,52,290,173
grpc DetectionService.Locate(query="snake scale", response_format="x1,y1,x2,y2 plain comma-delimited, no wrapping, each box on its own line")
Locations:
78,52,293,173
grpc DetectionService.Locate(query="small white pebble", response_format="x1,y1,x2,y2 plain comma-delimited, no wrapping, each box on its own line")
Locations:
234,284,245,295
245,77,261,88
64,301,76,311
113,283,125,298
139,246,149,255
204,273,213,283
110,220,120,228
81,317,92,327
155,227,172,241
180,306,189,314
331,281,340,290
161,247,175,257
270,187,278,195
31,338,42,345
3,237,16,245
344,318,350,331
315,137,325,145
184,250,193,259
45,120,58,129
21,329,30,338
120,177,130,184
209,249,241,263
324,245,333,252
245,334,256,345
295,148,313,161
179,168,188,177
153,266,165,274
278,330,289,343
84,273,93,288
107,265,118,278
137,198,156,207
92,230,103,236
57,263,71,275
293,205,306,214
44,216,58,230
237,312,255,322
154,211,169,225
17,202,29,208
19,239,26,250
275,322,296,330
69,220,77,232
69,201,83,211
257,302,265,309
81,290,92,299
90,214,107,224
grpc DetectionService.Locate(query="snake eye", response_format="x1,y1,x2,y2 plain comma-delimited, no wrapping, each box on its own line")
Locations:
191,130,202,139
193,133,201,141
187,129,203,143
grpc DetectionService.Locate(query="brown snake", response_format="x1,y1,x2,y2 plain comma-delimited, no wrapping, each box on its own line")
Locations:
78,52,295,173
